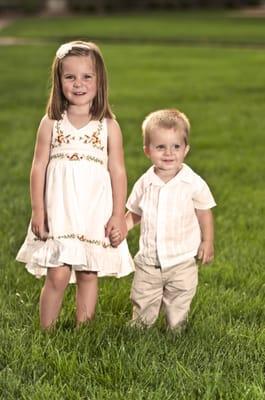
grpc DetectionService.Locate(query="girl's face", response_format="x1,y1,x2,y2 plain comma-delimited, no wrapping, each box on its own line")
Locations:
60,55,97,109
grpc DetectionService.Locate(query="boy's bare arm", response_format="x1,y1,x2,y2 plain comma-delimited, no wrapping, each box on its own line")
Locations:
195,209,214,264
125,211,141,231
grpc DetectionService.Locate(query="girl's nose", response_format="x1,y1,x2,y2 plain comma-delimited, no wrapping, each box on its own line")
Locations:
74,79,81,87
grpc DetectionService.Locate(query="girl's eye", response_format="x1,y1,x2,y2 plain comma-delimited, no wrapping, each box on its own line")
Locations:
84,75,93,79
65,75,74,80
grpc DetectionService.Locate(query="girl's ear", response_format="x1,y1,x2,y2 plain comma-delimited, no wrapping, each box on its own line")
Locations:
143,145,150,158
184,144,190,157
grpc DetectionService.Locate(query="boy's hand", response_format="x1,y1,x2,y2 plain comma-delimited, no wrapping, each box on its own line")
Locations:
105,215,127,244
109,228,122,248
197,241,214,265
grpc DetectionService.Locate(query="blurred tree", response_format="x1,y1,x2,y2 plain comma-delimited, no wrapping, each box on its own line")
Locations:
69,0,105,13
44,0,69,13
0,0,263,12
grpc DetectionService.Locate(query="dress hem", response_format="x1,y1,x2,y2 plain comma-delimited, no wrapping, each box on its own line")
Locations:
16,237,134,283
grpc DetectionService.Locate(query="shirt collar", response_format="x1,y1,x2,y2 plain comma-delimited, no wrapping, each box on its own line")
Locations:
144,163,193,187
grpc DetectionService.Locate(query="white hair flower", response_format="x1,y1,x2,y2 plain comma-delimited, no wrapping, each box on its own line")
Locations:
56,43,90,59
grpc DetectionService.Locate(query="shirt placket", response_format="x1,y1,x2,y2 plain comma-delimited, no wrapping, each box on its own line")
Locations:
156,185,167,268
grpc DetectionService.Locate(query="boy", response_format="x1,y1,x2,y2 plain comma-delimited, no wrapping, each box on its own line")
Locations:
111,109,216,330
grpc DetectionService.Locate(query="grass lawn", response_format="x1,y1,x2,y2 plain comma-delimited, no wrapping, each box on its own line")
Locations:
1,10,265,45
1,11,265,400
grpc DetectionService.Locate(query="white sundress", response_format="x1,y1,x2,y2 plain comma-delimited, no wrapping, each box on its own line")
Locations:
16,112,134,283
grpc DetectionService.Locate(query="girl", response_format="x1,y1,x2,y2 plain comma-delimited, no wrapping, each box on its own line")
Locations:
16,41,134,329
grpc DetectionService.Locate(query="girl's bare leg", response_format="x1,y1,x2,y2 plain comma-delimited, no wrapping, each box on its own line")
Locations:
75,271,98,325
39,266,71,330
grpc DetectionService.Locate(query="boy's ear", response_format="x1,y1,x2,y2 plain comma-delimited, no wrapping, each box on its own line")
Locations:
184,144,190,157
143,145,150,158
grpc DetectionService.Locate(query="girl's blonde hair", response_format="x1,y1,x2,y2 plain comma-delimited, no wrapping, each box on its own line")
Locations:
142,109,190,146
46,40,114,121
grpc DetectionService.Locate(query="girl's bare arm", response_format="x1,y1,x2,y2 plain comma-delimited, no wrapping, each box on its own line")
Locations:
30,115,53,239
105,118,128,240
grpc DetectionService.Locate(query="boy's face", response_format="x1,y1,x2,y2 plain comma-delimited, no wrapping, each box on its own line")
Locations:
144,127,189,179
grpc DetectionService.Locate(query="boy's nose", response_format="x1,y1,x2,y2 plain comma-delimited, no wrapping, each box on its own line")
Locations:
164,147,173,155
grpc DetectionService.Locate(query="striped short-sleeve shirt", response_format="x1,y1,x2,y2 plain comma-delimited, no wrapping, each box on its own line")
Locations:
126,163,216,268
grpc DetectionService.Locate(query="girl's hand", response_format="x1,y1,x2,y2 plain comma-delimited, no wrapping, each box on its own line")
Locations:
197,241,214,265
105,215,127,243
31,211,49,241
109,228,122,248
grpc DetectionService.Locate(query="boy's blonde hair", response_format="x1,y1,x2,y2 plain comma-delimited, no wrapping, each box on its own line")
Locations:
142,109,190,146
46,40,114,121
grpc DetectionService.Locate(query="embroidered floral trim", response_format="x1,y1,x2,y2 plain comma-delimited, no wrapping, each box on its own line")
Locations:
52,120,104,151
50,152,103,164
83,130,103,148
34,233,112,248
53,128,73,147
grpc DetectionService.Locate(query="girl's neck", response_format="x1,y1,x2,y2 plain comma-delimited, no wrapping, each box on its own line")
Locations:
67,104,91,117
66,106,92,129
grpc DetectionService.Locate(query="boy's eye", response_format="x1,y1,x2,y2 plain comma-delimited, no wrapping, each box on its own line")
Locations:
156,145,165,150
174,144,180,149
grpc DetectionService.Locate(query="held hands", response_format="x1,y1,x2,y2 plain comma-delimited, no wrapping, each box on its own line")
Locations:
109,228,122,248
196,240,214,265
105,215,127,248
31,211,49,241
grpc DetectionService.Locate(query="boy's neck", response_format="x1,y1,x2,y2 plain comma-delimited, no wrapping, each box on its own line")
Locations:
154,165,183,183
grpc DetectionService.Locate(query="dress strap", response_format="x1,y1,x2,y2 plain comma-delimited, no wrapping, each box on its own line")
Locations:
49,116,62,159
100,118,108,154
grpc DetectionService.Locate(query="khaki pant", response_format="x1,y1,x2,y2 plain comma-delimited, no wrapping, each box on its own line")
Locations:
130,258,198,329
